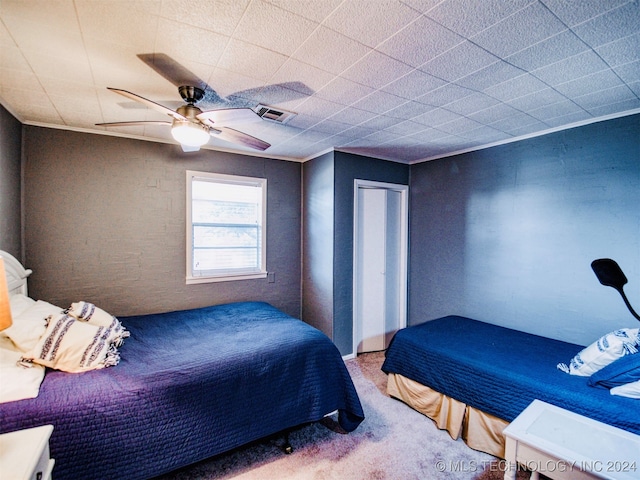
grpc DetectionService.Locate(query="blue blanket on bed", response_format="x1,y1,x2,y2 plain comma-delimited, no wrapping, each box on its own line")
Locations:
382,315,639,436
0,302,364,480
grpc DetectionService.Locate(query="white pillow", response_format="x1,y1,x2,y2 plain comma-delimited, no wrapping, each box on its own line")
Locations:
9,294,36,318
0,343,45,403
2,300,63,352
21,312,121,373
558,328,639,376
610,380,640,399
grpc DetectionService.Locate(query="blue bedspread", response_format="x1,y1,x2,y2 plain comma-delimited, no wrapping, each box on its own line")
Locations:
382,315,639,436
0,302,364,479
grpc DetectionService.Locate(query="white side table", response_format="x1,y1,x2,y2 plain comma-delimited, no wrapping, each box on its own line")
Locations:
503,400,640,480
0,425,55,480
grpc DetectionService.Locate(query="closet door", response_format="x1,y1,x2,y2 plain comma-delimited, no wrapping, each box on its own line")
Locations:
354,180,408,354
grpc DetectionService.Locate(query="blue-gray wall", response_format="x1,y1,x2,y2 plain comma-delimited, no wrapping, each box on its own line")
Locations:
409,113,640,346
333,152,410,354
22,127,302,318
302,152,334,337
0,104,22,259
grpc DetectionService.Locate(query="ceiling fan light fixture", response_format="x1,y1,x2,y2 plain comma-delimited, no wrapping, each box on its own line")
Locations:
171,120,209,147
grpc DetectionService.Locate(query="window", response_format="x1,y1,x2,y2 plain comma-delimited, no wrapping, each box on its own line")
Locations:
186,171,266,283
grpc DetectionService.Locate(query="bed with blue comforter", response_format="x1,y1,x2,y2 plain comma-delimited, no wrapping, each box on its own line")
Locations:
0,301,364,480
382,315,639,451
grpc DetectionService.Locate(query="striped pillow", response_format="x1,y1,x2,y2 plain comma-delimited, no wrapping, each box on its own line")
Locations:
20,313,121,373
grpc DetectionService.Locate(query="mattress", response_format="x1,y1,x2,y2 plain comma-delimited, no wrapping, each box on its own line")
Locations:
382,315,639,436
0,301,364,479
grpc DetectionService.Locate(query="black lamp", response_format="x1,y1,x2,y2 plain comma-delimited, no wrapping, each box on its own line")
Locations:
591,258,640,322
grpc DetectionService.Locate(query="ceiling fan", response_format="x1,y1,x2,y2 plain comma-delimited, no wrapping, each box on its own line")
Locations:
97,85,271,152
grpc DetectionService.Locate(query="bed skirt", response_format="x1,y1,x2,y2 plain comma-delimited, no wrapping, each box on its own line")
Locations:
387,373,508,458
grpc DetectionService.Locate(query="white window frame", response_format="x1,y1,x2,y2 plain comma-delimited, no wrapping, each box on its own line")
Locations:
186,170,267,284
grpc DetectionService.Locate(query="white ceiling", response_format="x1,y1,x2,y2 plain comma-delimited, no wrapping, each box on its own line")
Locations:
1,0,639,163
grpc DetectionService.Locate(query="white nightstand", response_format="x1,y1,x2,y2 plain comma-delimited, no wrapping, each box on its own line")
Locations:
0,425,55,480
503,400,640,480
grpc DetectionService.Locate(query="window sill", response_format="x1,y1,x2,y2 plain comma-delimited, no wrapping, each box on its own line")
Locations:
186,271,267,284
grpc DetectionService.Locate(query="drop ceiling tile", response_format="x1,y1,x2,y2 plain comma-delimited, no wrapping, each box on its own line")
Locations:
268,58,334,97
504,30,590,71
154,19,230,67
571,2,640,48
528,99,584,121
265,0,342,23
416,83,475,107
233,1,318,56
358,115,401,131
1,0,80,33
455,61,524,91
412,107,462,127
426,0,535,38
532,50,611,86
436,116,483,135
470,2,567,58
400,0,447,14
483,73,548,102
341,50,414,90
327,106,377,125
554,69,625,98
201,68,267,103
2,87,61,123
467,103,525,125
542,110,593,127
159,0,250,37
324,0,421,48
352,90,408,115
84,41,155,89
407,127,454,142
541,0,630,27
294,95,346,119
314,76,375,105
587,98,640,117
461,125,512,143
0,65,43,95
443,92,500,115
418,41,499,82
596,32,640,67
612,60,640,84
385,101,435,121
292,26,371,75
75,0,160,51
627,79,640,97
384,119,429,136
505,120,549,137
487,111,542,133
572,84,639,111
506,87,568,111
381,70,447,100
377,15,464,68
217,38,288,82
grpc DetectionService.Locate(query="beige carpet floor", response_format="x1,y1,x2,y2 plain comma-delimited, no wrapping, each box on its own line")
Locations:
155,351,535,480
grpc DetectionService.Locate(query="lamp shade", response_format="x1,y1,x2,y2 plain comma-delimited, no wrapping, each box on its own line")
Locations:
0,257,13,332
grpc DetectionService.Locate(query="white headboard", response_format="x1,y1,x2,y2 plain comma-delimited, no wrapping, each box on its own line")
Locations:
0,250,32,297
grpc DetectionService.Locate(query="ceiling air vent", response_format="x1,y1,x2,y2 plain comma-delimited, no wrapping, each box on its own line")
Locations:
254,104,297,124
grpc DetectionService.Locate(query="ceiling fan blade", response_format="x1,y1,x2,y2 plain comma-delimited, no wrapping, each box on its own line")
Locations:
107,88,186,121
197,108,262,127
227,81,315,106
137,53,206,90
96,121,172,127
210,127,270,151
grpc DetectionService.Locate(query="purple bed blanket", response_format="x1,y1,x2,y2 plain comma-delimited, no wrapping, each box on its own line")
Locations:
0,301,364,479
